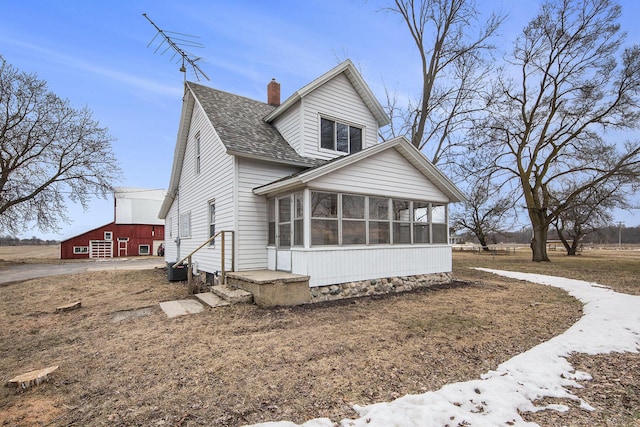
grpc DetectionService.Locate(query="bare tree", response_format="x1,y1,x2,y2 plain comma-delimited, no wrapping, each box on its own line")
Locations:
551,184,625,255
0,56,121,235
382,0,503,166
450,179,513,249
473,0,640,262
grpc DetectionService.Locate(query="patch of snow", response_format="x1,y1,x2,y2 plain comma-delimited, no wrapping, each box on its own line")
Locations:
245,269,640,427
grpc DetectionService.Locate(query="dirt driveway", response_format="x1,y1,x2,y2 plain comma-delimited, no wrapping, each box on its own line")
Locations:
0,257,165,285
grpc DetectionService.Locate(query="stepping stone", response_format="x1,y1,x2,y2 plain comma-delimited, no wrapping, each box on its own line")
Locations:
159,299,204,318
195,292,230,308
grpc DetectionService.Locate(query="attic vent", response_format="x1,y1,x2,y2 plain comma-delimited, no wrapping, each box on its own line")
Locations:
267,78,280,106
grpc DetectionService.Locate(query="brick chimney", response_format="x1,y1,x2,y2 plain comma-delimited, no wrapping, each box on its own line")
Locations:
267,78,280,106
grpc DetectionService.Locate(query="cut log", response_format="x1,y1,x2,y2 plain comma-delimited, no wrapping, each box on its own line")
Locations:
7,366,59,389
55,301,81,313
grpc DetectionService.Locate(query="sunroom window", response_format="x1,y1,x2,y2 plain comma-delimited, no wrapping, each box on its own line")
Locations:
432,204,448,243
342,194,366,245
320,118,363,154
311,192,338,245
392,200,411,244
368,197,390,244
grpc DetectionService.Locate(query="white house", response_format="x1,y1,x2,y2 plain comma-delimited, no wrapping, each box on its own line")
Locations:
158,60,465,304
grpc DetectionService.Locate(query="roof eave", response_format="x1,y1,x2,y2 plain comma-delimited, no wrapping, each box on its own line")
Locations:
158,84,195,219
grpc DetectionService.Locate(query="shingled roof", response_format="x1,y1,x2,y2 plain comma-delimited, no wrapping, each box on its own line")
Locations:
187,82,322,168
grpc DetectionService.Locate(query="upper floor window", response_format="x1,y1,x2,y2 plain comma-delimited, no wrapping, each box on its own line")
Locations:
320,118,362,154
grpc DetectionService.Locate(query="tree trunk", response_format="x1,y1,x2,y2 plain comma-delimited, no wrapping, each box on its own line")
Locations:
529,211,550,262
475,230,491,251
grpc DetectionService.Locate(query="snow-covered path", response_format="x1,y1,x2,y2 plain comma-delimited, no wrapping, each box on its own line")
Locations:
247,269,640,427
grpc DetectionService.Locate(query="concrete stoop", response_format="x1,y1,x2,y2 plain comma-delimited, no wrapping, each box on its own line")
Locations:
211,285,254,304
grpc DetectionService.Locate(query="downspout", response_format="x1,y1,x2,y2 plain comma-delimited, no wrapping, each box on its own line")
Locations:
175,188,180,260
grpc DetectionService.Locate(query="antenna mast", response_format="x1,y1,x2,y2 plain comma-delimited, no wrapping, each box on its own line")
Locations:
143,13,210,82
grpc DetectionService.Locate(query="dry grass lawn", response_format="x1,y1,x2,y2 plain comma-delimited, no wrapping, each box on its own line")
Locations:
0,247,638,426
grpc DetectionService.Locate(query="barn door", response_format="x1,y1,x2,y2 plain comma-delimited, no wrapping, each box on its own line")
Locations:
118,238,128,257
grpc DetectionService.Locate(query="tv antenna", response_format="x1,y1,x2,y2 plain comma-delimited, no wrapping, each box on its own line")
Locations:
143,13,210,82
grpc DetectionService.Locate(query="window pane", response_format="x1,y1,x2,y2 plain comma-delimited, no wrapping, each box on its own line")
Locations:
393,222,411,244
413,201,429,223
294,219,303,246
321,118,334,150
414,223,430,243
350,127,362,153
268,199,275,245
294,192,304,218
311,192,337,218
279,225,291,247
432,224,448,243
432,204,446,223
336,122,349,152
369,221,390,244
342,194,365,219
268,222,276,245
393,200,411,221
369,197,389,220
311,219,338,245
279,197,291,222
342,220,366,245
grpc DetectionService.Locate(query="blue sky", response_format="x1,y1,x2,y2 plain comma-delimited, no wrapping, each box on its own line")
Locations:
1,0,639,240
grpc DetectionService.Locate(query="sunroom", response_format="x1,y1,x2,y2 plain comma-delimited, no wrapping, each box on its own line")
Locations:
253,137,466,288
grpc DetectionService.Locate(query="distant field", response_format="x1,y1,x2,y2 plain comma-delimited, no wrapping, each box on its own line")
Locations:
0,245,59,261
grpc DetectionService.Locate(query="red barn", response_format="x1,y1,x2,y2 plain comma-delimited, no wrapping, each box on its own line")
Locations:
60,188,165,259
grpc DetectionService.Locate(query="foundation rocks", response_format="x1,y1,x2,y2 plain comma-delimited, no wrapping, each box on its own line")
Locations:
309,272,452,303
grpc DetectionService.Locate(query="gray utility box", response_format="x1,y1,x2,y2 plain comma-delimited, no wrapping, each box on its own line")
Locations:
167,261,188,281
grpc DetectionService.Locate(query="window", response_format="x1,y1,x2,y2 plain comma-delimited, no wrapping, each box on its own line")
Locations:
413,201,430,243
311,191,338,245
368,197,389,244
268,199,276,245
392,200,411,244
320,118,363,154
278,196,291,248
179,213,191,238
208,200,215,246
195,132,201,174
342,194,365,244
293,193,304,246
104,231,112,241
139,245,150,255
431,204,448,243
267,192,447,247
73,246,88,254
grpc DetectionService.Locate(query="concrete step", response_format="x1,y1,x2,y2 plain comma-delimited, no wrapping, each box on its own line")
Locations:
212,285,254,304
195,292,230,308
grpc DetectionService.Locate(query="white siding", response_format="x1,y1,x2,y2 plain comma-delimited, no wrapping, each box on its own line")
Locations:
301,74,379,159
290,245,452,287
163,102,235,274
309,148,450,202
237,158,302,270
272,100,303,155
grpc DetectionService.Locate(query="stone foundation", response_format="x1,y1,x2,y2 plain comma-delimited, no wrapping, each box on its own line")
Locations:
309,272,452,303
